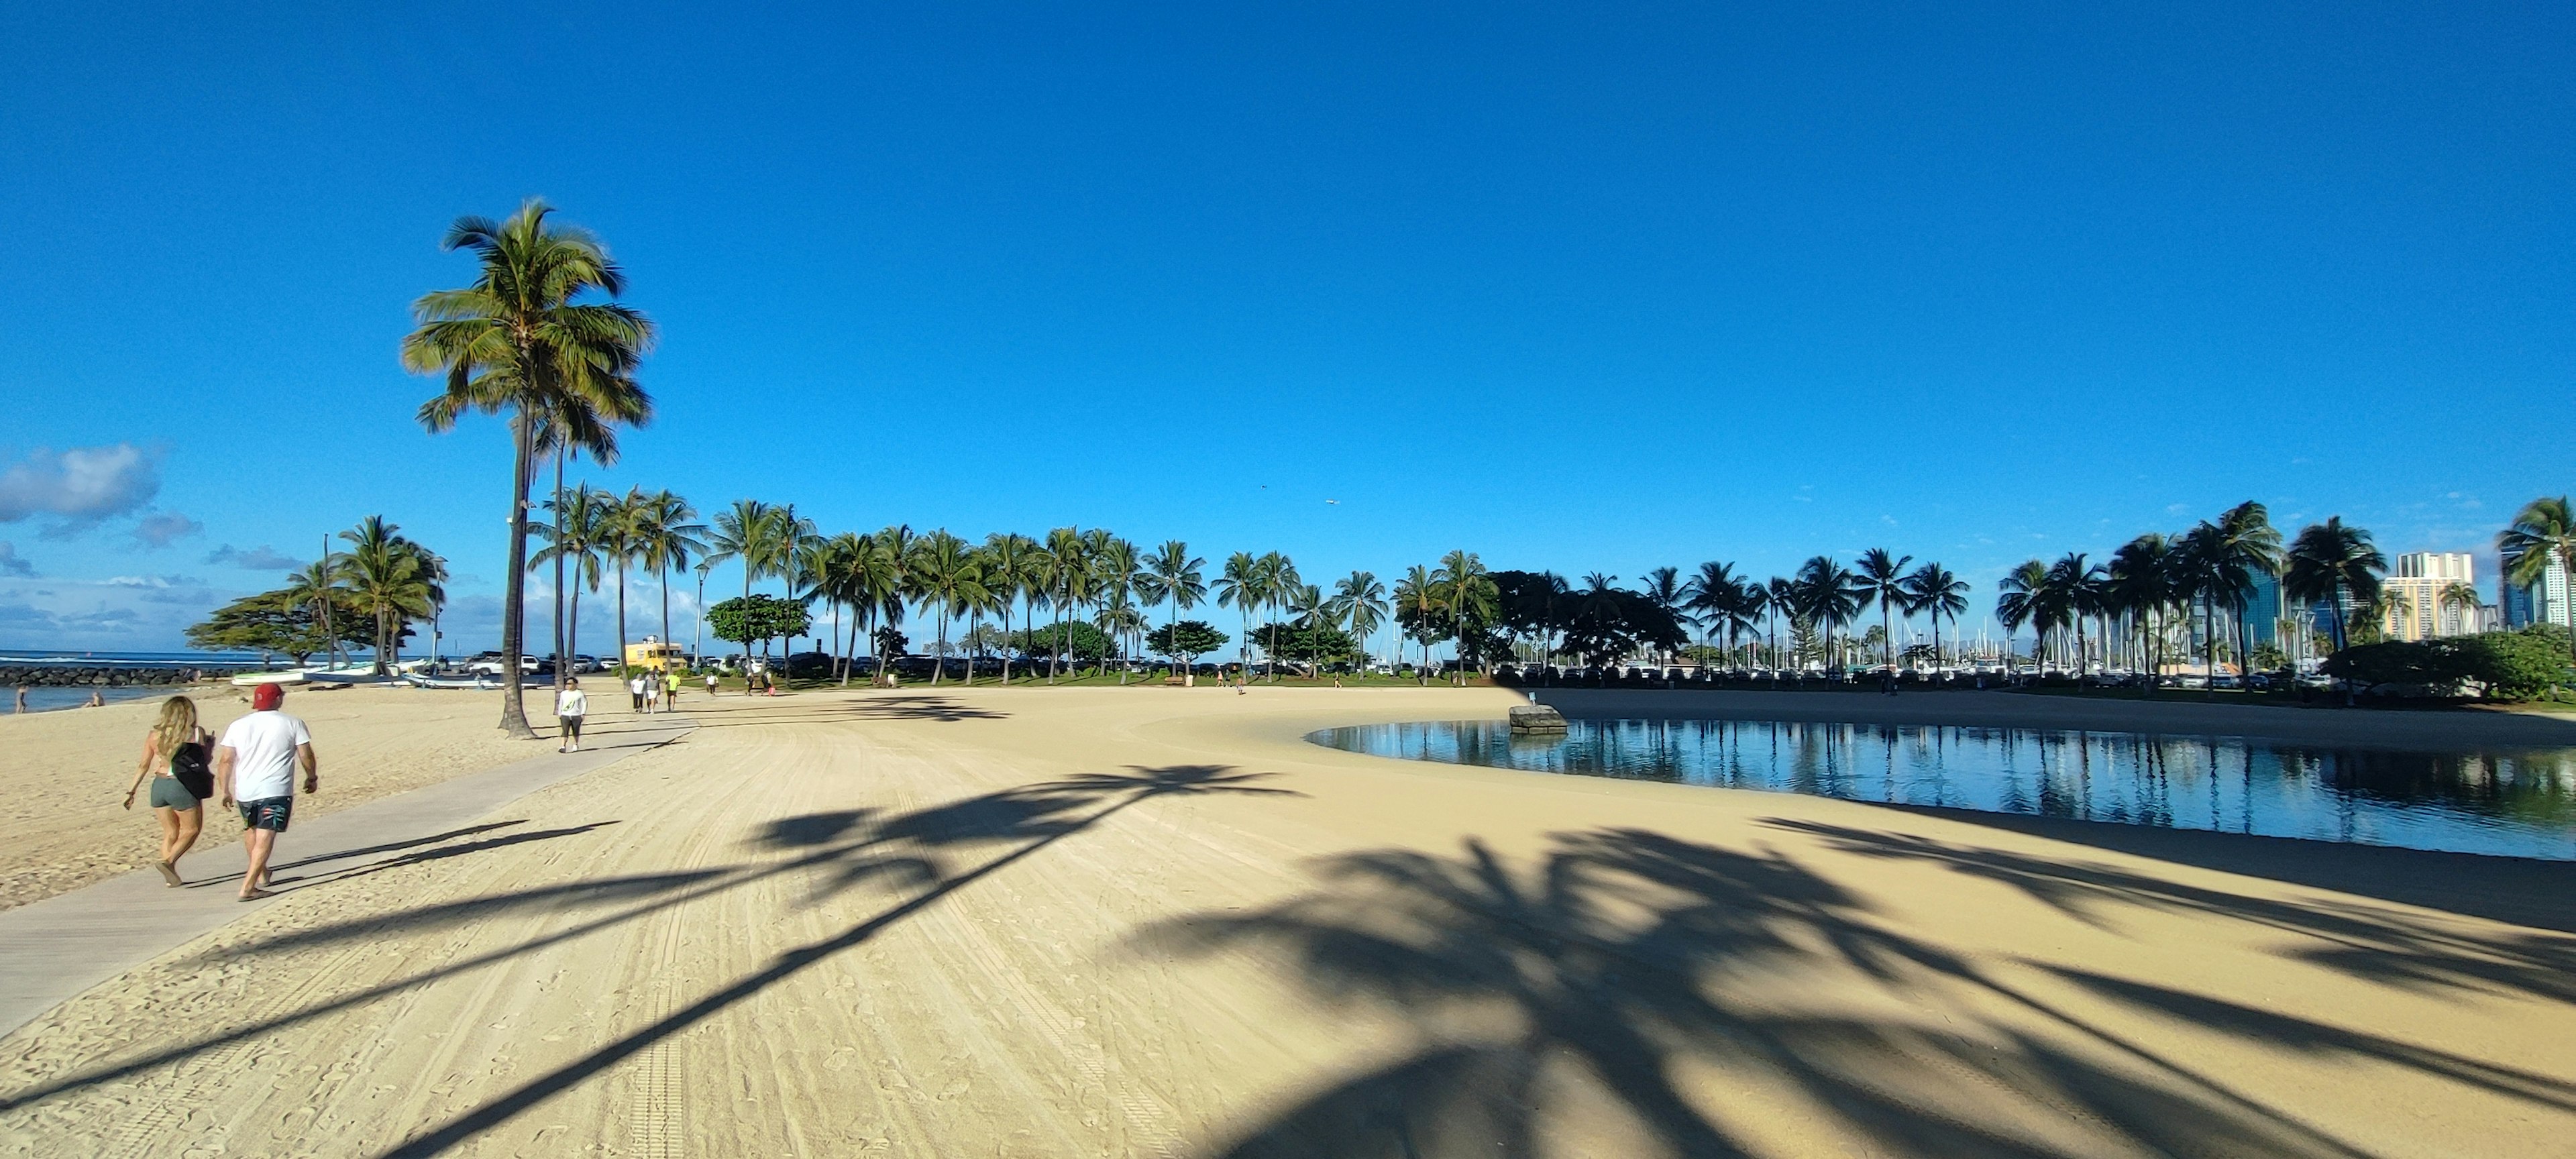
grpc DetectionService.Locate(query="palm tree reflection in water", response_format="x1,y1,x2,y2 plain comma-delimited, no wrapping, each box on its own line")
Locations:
1312,721,2576,860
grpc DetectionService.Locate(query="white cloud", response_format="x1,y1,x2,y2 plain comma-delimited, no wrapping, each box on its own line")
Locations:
0,445,161,524
0,541,30,577
206,544,304,571
131,510,204,549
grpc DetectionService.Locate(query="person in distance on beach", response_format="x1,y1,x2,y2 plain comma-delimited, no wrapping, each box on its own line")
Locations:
215,682,318,902
86,690,105,708
121,696,213,886
628,670,647,712
12,685,25,713
556,677,587,753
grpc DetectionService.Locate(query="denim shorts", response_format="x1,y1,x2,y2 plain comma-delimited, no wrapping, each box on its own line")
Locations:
148,777,201,811
237,796,293,832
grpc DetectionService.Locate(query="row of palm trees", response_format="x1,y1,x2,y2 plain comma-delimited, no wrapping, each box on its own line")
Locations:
694,504,1422,687
1984,502,2398,683
528,486,708,674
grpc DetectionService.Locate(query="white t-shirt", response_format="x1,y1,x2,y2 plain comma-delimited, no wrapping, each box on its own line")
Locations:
629,676,646,694
556,689,587,718
219,710,311,802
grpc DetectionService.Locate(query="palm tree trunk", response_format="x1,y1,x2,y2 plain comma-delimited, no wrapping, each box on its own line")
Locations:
615,562,629,678
932,596,948,685
551,450,566,688
496,419,538,738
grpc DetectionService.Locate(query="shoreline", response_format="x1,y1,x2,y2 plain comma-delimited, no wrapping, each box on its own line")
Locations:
1527,687,2576,751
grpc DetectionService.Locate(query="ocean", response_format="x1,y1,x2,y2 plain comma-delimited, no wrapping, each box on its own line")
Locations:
12,685,173,714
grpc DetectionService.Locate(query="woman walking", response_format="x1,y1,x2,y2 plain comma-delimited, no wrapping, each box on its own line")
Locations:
557,677,588,753
121,696,212,885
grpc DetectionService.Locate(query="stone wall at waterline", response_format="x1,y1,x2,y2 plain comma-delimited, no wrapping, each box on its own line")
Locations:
0,665,260,688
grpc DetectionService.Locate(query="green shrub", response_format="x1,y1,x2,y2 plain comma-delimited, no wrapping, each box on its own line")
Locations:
2320,625,2572,698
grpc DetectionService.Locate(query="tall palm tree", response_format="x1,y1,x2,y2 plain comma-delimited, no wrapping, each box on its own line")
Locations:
864,525,917,684
527,484,610,668
2106,535,2176,691
2043,553,2103,679
1089,535,1140,679
1434,550,1493,685
1793,557,1866,678
629,490,707,667
1900,561,1969,673
1328,571,1388,670
979,533,1042,685
406,199,653,737
2204,502,2285,686
1635,566,1684,667
333,516,435,675
954,550,1003,686
2284,516,2385,653
1680,561,1743,671
915,530,976,684
704,499,777,610
1252,551,1299,681
1215,551,1261,679
2436,580,2481,637
1392,565,1440,682
1854,549,1914,675
1138,540,1208,646
1040,527,1088,682
2500,496,2576,666
1093,590,1147,682
1763,577,1794,679
1994,559,2051,670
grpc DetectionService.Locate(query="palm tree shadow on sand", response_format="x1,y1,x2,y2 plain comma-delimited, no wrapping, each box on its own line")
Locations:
0,765,1297,1158
1140,826,2576,1158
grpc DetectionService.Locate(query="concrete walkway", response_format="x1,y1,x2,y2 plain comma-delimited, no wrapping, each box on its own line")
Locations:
0,712,695,1038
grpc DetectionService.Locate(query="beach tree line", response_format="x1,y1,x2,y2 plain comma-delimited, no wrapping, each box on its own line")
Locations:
186,517,447,672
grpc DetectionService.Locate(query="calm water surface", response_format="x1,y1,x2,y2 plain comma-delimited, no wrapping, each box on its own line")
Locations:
1311,719,2576,861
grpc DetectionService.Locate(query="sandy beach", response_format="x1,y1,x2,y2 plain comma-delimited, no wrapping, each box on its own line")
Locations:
1,684,2572,1156
0,685,538,909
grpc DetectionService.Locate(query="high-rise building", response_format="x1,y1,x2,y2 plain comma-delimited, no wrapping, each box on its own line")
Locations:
2502,547,2571,630
2381,552,2476,641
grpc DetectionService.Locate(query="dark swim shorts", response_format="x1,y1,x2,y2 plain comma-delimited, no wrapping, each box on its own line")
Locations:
237,796,293,832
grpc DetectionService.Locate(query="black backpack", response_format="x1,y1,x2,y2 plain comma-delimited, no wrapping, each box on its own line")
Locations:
170,737,215,799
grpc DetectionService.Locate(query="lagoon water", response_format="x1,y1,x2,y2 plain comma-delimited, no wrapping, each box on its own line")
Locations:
1312,718,2576,861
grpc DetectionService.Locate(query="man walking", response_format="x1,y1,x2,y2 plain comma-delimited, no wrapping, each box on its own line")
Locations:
628,671,647,712
215,682,317,902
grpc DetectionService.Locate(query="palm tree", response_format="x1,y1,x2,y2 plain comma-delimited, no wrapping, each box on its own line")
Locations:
980,533,1042,685
600,487,653,673
2284,516,2385,653
1089,535,1140,679
2041,553,2101,678
2106,535,2176,691
528,484,610,670
1854,549,1914,675
954,551,1003,686
1764,577,1794,679
1093,590,1146,682
704,499,777,610
1434,550,1494,685
629,490,707,668
1680,561,1743,671
1137,541,1208,669
2500,496,2576,667
2436,580,2482,637
1635,566,1684,667
865,525,917,684
406,199,653,737
1253,551,1299,681
915,530,975,684
1793,557,1866,678
1328,571,1388,671
1040,528,1088,681
1994,559,2051,671
1900,562,1968,673
333,516,435,675
1214,552,1260,679
1392,565,1440,682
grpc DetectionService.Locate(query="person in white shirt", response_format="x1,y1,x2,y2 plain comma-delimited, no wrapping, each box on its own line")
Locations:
215,682,318,902
628,673,647,712
556,677,588,753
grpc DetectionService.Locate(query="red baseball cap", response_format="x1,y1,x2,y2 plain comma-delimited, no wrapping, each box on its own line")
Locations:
252,682,285,711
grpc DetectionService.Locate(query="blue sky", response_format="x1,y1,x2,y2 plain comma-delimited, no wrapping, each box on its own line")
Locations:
1,2,2569,653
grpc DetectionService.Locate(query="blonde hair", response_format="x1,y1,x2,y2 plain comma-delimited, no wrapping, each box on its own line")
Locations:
150,696,199,763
